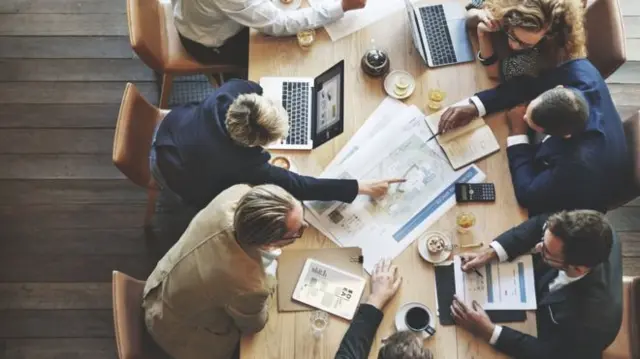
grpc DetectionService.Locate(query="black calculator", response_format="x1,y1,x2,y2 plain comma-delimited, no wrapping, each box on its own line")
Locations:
455,183,496,202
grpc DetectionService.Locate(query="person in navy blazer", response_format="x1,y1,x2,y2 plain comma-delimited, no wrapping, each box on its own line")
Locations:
150,79,403,209
438,59,629,215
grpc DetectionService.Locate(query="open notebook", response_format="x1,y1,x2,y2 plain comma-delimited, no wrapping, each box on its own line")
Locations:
425,107,500,170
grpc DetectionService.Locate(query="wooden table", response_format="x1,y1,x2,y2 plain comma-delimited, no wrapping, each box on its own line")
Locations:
242,2,536,358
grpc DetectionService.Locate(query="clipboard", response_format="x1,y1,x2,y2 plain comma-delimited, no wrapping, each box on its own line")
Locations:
434,263,527,325
277,247,367,312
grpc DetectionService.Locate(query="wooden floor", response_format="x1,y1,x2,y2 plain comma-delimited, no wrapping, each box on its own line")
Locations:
0,0,638,358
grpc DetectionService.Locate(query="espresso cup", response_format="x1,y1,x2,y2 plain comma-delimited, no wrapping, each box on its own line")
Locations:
405,306,436,336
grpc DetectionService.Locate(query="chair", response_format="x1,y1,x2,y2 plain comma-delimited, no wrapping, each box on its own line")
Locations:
609,111,640,209
126,0,244,108
112,271,168,359
603,276,640,359
585,0,627,79
113,83,169,227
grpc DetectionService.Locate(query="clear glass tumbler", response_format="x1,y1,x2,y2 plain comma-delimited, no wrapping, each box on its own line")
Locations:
310,310,329,338
297,29,316,50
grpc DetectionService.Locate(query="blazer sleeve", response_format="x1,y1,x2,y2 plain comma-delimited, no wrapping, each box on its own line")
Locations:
495,324,604,359
494,214,549,260
246,162,359,202
507,145,588,213
334,304,384,359
225,291,270,334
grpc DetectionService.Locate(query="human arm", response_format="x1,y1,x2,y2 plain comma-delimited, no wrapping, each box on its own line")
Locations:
225,291,270,333
215,0,364,37
335,259,402,359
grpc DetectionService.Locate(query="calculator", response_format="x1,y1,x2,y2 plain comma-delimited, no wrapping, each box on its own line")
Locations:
455,183,496,202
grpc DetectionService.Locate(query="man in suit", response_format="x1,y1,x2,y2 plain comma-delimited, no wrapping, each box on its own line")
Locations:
450,210,622,359
437,59,629,215
334,259,433,359
151,78,402,209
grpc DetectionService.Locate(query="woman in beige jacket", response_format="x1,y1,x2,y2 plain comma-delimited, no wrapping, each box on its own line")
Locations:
142,184,306,359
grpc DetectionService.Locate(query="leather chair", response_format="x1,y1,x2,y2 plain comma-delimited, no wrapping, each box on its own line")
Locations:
113,83,169,227
609,111,640,209
603,276,640,359
585,0,627,79
112,271,168,359
126,0,244,108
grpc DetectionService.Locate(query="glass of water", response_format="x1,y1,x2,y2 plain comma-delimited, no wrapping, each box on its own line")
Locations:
310,310,329,338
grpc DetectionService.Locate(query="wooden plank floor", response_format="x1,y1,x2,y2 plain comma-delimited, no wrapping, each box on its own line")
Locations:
0,0,638,358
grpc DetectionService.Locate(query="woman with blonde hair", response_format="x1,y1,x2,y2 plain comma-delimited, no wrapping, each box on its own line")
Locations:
150,79,402,209
465,0,587,81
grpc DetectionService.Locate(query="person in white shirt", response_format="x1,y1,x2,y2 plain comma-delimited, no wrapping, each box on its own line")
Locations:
449,210,622,359
173,0,366,65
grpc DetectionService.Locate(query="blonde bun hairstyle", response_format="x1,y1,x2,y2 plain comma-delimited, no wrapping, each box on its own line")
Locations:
226,94,290,147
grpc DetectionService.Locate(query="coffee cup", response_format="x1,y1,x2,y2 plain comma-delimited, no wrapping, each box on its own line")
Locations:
405,306,436,336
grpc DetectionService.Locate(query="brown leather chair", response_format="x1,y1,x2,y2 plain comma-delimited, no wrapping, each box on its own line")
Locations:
603,276,640,359
112,271,168,359
585,0,627,79
609,111,640,209
113,83,169,227
126,0,244,108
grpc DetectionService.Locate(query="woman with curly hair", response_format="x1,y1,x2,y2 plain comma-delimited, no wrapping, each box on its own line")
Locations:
465,0,587,82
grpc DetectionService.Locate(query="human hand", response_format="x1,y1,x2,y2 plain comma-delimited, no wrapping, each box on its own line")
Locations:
459,249,497,272
438,104,479,133
507,105,529,136
358,179,406,199
341,0,366,11
366,258,402,310
451,296,495,341
473,9,500,33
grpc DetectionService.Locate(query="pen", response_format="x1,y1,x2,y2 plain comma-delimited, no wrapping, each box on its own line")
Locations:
461,257,484,278
421,117,442,142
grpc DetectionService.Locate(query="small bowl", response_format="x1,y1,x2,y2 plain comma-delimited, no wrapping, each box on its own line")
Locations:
270,156,297,172
384,70,416,100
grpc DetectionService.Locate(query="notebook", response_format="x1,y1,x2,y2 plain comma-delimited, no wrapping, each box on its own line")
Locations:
424,108,500,170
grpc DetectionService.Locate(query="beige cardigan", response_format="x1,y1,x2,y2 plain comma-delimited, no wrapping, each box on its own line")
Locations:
142,185,274,359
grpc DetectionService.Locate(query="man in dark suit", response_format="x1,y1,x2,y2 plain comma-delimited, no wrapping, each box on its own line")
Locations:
450,210,622,359
437,59,629,215
151,79,402,209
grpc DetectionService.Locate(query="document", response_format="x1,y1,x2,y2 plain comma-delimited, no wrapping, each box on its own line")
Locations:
453,255,537,310
292,258,366,320
424,102,500,170
309,0,405,41
305,105,485,273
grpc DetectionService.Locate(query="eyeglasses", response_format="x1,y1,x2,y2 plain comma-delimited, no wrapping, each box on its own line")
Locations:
282,223,307,240
540,222,565,266
503,24,547,49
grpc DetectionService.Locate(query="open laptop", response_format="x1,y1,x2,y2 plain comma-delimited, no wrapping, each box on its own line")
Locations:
404,0,474,67
260,61,344,150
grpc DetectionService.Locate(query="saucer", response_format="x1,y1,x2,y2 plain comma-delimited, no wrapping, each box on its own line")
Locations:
418,231,452,264
394,302,436,339
271,0,301,11
384,70,415,100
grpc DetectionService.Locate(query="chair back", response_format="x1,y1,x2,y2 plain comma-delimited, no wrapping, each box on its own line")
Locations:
113,83,166,189
585,0,626,79
603,276,640,359
112,271,148,359
127,0,165,71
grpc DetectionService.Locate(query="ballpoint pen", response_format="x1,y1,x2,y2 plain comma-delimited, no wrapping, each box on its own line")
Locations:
461,257,484,278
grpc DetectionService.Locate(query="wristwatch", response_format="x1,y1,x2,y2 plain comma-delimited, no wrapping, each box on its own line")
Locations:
477,51,498,66
465,0,484,10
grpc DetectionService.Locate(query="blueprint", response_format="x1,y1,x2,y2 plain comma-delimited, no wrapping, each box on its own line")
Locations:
306,105,485,272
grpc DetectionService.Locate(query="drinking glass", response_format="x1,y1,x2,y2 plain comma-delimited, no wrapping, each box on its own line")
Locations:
310,310,329,338
297,29,316,50
456,211,476,233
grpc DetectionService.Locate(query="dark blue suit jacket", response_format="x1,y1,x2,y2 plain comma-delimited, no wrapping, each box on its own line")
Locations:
153,79,358,209
475,59,628,215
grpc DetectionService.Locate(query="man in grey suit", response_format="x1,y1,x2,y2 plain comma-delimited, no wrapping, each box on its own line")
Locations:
450,210,622,359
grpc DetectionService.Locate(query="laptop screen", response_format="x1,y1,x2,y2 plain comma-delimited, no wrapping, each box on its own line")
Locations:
404,0,428,64
312,60,344,149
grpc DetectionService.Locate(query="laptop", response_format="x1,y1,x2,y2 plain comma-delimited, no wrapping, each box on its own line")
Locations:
404,0,474,67
260,61,345,150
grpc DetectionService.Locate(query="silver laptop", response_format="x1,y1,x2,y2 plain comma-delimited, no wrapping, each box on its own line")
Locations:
404,0,474,67
260,61,345,150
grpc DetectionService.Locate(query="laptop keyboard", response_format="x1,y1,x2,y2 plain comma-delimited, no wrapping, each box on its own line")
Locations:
281,81,310,146
419,5,457,66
